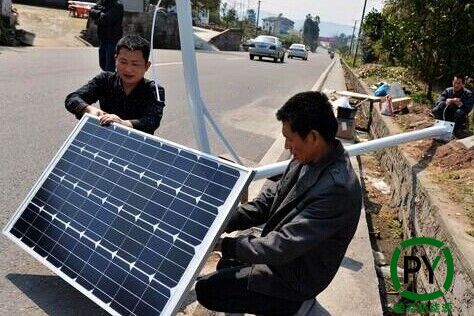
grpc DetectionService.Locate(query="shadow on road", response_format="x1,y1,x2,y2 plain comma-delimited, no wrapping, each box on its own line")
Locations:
6,273,107,315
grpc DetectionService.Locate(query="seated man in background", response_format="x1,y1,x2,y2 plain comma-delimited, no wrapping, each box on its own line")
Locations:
65,35,165,135
196,91,362,315
432,74,473,138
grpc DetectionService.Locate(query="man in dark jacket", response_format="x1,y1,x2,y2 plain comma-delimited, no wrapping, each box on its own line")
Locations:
432,74,473,138
196,91,362,315
65,35,165,135
89,0,124,72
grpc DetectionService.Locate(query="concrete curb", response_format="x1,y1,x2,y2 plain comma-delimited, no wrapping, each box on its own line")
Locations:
312,58,336,92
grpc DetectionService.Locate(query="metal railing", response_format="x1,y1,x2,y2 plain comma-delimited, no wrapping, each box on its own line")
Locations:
253,120,454,180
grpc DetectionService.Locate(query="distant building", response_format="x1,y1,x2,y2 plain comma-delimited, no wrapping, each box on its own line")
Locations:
318,36,337,48
262,14,294,35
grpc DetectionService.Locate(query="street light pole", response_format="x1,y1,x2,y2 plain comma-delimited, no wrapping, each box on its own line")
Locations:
352,0,367,66
256,0,261,36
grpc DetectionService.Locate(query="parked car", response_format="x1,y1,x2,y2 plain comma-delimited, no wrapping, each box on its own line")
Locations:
287,43,308,60
249,35,285,63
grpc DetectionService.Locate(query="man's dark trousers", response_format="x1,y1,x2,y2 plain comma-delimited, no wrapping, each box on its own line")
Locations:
99,41,117,72
432,104,468,129
196,259,303,316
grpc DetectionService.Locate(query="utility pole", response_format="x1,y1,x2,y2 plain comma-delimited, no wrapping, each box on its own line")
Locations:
349,19,357,55
353,0,367,66
255,0,261,36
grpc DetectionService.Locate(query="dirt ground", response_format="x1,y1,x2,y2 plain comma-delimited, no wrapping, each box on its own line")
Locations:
350,65,474,313
12,4,89,47
360,152,403,315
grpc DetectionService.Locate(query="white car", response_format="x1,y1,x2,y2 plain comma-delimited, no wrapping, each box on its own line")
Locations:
287,43,308,60
249,36,285,63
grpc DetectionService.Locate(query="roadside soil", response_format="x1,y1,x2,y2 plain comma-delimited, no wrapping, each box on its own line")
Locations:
360,152,403,315
348,64,473,314
12,4,89,47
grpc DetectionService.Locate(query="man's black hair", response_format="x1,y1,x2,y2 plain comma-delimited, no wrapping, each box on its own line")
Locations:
116,35,151,62
453,73,465,83
276,91,338,143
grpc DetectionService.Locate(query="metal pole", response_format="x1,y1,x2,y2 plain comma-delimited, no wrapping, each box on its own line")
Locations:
252,121,454,180
176,0,211,153
255,0,261,35
352,0,367,66
349,19,357,55
202,107,243,165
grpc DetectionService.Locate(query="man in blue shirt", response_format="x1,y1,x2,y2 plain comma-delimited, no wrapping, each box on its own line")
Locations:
432,74,473,138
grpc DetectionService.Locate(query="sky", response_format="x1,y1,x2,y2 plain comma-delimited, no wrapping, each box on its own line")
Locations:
233,0,385,26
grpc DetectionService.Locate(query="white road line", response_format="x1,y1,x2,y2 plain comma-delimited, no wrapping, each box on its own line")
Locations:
152,62,183,67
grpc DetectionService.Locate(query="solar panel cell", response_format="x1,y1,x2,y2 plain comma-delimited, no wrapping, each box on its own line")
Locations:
4,116,254,315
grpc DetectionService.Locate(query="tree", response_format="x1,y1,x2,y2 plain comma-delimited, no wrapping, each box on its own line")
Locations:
221,3,238,28
303,14,320,52
361,9,384,63
278,33,302,48
247,9,256,26
381,0,474,100
332,33,352,56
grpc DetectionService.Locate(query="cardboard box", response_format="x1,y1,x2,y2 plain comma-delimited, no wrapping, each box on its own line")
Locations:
336,118,355,140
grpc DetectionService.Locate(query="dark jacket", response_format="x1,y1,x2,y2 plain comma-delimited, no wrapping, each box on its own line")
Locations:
434,87,474,114
65,72,165,135
89,0,124,43
222,141,362,300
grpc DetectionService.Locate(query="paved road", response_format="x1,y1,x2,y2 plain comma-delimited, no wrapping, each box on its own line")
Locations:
0,46,331,315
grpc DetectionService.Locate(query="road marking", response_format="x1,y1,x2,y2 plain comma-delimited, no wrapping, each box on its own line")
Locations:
152,62,183,67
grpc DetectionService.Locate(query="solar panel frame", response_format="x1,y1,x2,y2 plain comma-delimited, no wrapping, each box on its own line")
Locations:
3,114,255,315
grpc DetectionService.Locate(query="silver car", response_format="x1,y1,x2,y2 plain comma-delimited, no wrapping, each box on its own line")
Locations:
249,36,285,63
287,43,308,60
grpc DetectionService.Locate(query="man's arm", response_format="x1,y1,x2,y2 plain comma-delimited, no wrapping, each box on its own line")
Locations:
224,182,278,233
89,4,104,20
65,73,107,119
128,83,165,134
461,90,474,113
435,88,450,108
94,2,123,26
221,185,356,265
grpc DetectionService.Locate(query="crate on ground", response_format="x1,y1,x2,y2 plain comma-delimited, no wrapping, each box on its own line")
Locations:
336,118,355,140
380,96,412,112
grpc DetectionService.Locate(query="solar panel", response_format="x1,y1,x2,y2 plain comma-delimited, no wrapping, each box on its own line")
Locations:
3,115,254,316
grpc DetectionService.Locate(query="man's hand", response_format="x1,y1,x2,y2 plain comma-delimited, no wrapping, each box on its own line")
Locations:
99,114,133,129
452,98,462,106
84,105,105,117
213,237,223,253
446,98,462,107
